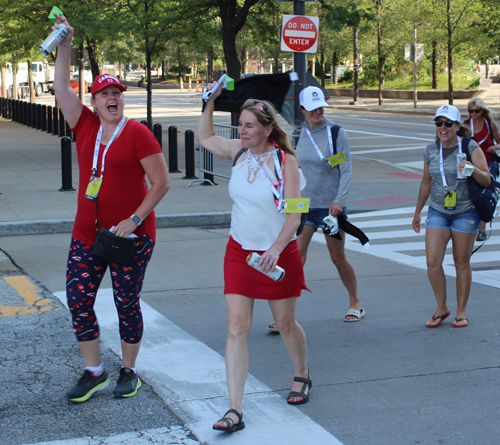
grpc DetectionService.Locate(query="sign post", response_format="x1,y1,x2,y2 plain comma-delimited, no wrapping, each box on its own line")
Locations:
280,12,319,125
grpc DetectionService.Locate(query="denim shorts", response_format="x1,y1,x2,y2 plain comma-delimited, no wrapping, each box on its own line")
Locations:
425,207,480,233
305,207,347,229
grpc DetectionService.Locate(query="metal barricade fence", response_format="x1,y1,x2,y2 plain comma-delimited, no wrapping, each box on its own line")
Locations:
189,124,238,187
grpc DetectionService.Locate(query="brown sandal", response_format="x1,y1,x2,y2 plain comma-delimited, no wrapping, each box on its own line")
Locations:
287,370,312,405
212,409,245,433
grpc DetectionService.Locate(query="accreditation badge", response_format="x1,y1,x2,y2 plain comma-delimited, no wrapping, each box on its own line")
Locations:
444,191,457,209
84,175,102,201
283,198,310,214
326,152,347,168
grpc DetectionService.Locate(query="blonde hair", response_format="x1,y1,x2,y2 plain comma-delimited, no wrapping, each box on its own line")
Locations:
467,97,496,121
240,99,296,158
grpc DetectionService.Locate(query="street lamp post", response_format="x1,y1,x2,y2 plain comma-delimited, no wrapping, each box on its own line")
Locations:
413,22,430,109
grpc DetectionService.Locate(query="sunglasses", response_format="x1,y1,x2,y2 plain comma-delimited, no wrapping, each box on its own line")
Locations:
435,120,454,128
469,109,482,114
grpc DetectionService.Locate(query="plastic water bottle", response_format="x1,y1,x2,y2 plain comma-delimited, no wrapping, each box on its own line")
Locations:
39,24,68,56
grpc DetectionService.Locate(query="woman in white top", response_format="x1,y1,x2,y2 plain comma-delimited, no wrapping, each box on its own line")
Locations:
198,83,310,432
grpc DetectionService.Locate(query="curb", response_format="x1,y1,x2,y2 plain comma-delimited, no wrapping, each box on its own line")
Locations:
0,211,232,237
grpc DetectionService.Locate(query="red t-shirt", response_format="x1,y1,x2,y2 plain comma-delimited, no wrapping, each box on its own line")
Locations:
472,121,496,162
71,106,163,245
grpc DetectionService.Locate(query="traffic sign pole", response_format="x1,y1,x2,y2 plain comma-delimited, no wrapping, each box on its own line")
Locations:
293,1,306,126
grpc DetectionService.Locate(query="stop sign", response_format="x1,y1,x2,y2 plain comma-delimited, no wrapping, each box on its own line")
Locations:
281,15,319,54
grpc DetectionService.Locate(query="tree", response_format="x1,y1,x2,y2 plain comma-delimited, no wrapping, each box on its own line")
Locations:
122,0,180,128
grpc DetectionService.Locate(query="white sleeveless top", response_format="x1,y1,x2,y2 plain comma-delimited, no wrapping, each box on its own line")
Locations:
229,151,292,250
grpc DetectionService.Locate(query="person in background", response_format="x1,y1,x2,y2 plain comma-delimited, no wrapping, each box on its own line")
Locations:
463,98,500,241
53,14,170,402
198,83,311,433
413,105,490,328
268,86,363,333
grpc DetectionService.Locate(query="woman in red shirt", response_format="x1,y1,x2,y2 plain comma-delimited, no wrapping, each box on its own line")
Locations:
52,15,170,403
464,98,500,240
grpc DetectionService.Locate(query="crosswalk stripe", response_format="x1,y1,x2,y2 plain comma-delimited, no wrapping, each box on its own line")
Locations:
52,290,343,445
312,206,500,290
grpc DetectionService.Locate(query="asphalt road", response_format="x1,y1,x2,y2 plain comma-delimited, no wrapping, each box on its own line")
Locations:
4,92,500,445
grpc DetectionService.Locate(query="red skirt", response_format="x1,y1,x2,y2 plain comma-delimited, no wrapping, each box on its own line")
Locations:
224,236,309,300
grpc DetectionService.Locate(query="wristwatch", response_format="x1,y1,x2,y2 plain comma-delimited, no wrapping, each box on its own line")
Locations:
130,214,142,225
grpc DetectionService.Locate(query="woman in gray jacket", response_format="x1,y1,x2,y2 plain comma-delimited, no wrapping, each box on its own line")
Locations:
269,86,363,328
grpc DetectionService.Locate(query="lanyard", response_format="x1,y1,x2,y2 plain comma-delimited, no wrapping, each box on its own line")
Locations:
91,116,126,179
248,143,284,211
439,136,461,190
470,117,489,146
305,125,333,161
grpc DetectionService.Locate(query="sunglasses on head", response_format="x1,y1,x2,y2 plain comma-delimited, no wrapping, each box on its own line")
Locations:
435,120,454,128
469,109,482,114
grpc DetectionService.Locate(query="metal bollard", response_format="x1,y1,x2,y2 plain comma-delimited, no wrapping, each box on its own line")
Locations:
41,105,47,131
0,98,3,118
9,99,14,121
53,107,59,135
183,130,198,179
47,105,53,133
168,125,181,173
59,136,76,191
66,120,72,138
24,101,29,126
37,104,43,130
31,102,37,128
59,108,65,137
153,123,162,149
141,120,148,126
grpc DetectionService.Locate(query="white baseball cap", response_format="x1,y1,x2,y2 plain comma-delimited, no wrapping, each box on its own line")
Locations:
433,105,461,123
299,86,329,111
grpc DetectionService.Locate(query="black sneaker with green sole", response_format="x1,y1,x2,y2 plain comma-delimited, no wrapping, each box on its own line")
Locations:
66,370,110,402
113,367,141,398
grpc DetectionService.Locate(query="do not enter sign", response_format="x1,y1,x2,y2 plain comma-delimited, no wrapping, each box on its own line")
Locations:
281,15,319,54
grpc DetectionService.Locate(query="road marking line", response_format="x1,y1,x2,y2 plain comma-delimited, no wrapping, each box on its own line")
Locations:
326,115,434,127
1,276,58,317
346,129,433,141
352,145,427,155
21,426,197,445
53,289,343,445
312,207,500,290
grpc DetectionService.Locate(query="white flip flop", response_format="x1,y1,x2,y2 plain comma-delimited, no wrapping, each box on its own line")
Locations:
344,308,365,322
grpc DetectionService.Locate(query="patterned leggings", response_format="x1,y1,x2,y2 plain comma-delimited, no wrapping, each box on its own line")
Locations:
66,235,154,344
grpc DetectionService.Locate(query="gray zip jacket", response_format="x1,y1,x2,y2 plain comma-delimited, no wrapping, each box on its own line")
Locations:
295,118,352,208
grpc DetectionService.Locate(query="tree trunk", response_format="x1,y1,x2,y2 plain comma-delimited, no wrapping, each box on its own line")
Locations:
377,12,383,106
207,46,214,83
1,67,6,98
162,60,165,80
378,55,385,106
320,51,325,88
28,61,35,103
447,0,453,105
178,45,182,82
222,26,241,81
146,43,153,129
13,66,18,100
86,37,100,80
332,51,338,84
432,41,437,89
